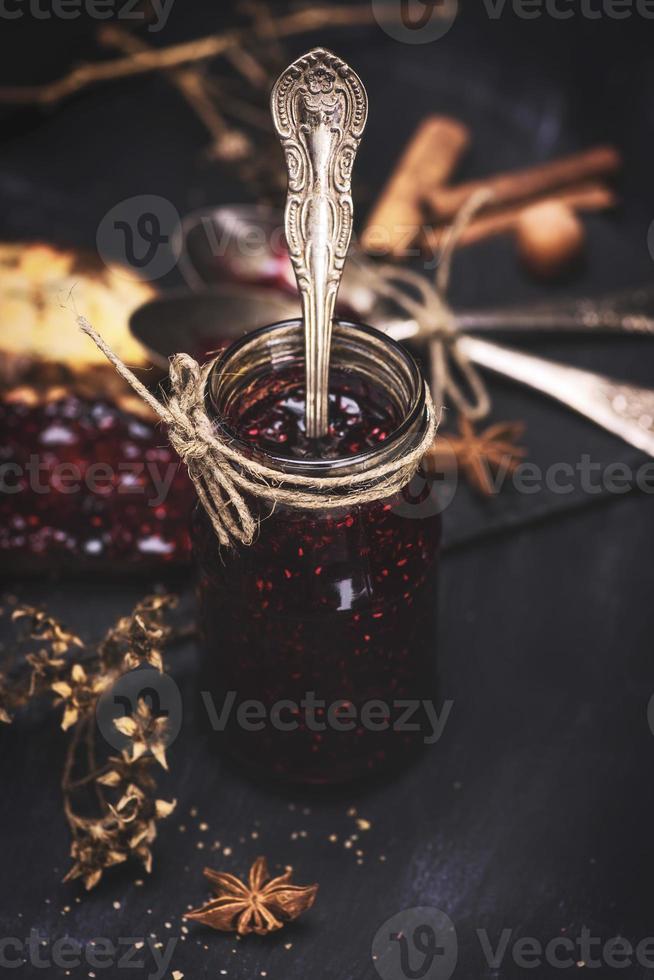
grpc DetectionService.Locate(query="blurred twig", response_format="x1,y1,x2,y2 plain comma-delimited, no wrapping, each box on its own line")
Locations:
98,24,253,162
0,4,402,107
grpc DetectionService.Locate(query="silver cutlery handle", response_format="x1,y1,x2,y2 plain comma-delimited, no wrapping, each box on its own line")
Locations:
271,47,368,438
457,309,654,334
458,334,654,457
457,286,654,335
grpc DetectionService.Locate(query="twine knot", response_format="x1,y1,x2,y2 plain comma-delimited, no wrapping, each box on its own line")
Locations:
77,316,437,549
359,186,495,422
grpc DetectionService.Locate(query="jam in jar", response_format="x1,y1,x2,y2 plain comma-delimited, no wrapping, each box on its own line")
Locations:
193,319,441,783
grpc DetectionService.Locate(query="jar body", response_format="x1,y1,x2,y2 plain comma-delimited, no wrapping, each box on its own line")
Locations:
194,492,440,783
193,319,441,784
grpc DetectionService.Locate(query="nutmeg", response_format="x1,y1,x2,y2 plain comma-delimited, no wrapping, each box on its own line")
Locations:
516,200,585,278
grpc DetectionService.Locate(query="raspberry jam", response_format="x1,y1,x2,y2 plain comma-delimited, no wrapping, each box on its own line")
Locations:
228,366,398,459
193,320,441,784
0,394,194,571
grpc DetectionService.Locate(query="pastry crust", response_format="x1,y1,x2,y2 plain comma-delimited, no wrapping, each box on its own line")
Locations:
0,242,155,383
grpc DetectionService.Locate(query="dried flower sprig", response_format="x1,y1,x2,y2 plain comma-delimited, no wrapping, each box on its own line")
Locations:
114,697,170,770
0,595,179,890
0,605,85,721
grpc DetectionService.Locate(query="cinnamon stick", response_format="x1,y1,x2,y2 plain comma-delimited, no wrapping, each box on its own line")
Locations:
422,180,616,251
362,116,469,257
423,145,620,220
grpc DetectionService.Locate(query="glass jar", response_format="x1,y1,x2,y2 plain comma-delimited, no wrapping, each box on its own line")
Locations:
193,319,441,784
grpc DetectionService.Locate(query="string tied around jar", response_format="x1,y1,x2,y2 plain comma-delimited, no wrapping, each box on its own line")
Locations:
359,187,495,422
78,317,437,549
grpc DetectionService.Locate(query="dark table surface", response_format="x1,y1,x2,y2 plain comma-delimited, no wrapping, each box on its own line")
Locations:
1,3,654,979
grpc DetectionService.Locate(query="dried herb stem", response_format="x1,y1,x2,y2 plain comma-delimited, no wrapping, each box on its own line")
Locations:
98,25,252,162
66,764,112,790
239,0,285,60
222,42,270,89
0,4,400,107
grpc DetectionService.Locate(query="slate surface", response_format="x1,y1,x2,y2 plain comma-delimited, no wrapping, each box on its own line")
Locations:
1,4,654,979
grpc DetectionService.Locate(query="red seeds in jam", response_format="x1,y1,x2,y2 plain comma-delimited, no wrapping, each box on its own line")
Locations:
0,395,194,571
224,366,398,460
194,369,442,785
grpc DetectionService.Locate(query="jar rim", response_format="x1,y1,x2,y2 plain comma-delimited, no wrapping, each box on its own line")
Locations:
207,318,427,478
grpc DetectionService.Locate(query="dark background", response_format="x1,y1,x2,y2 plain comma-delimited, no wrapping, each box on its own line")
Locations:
1,2,654,978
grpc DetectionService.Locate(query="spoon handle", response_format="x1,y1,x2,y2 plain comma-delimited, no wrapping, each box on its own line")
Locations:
458,334,654,457
456,286,654,335
271,48,368,438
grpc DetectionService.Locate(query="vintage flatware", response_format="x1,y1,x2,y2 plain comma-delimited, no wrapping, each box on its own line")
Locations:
457,334,654,456
271,48,368,437
354,258,654,457
455,287,654,335
175,204,297,295
175,204,654,339
129,285,654,457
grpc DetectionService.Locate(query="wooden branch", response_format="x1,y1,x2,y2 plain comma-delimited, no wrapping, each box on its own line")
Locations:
98,24,252,161
0,5,402,107
203,75,271,131
222,38,270,89
424,145,621,221
0,31,241,106
239,0,285,61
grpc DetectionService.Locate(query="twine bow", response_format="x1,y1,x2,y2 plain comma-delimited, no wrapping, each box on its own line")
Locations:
359,188,494,422
78,317,437,549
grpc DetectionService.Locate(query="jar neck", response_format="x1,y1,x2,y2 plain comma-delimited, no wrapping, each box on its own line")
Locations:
208,318,429,480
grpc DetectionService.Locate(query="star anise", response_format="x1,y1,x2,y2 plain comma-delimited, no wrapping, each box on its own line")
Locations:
185,856,318,936
425,416,528,495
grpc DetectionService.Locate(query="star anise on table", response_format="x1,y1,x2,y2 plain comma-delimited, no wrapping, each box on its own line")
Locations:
425,415,528,496
185,856,318,936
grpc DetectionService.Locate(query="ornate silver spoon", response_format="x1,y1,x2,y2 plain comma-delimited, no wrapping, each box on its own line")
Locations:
271,47,368,438
360,260,654,457
129,285,654,457
457,334,654,456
